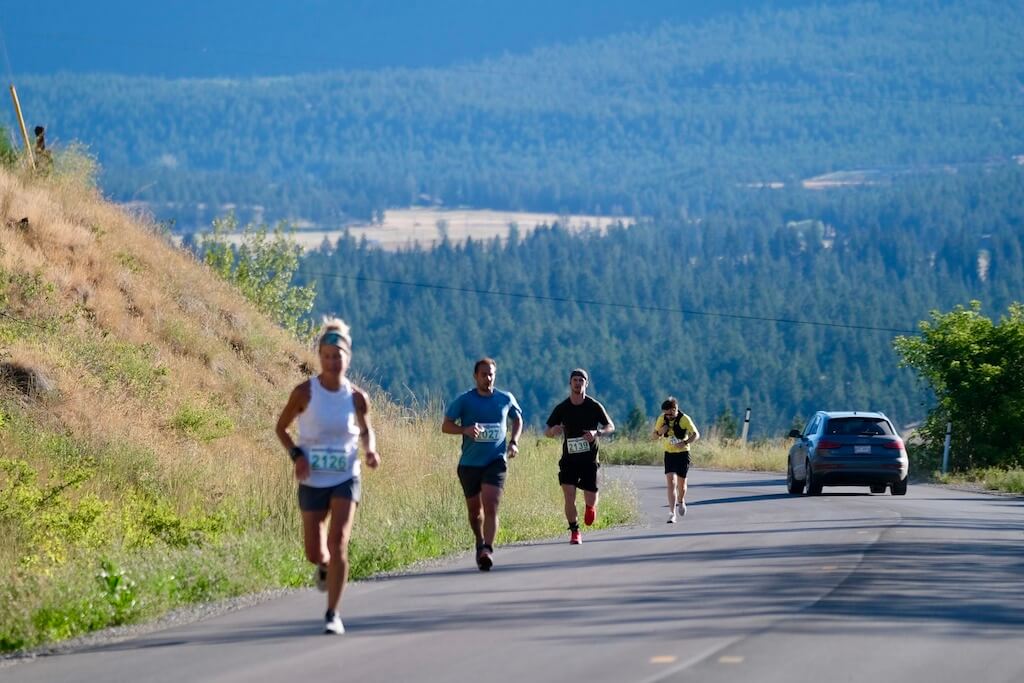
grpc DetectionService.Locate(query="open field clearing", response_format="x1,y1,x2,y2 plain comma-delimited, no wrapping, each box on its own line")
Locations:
343,208,630,250
170,207,631,251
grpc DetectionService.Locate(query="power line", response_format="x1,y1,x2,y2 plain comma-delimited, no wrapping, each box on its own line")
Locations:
300,270,920,335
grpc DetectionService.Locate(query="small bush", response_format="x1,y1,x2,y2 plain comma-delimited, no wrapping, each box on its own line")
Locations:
170,402,235,442
935,467,1024,494
114,251,144,273
51,142,100,189
0,456,110,568
0,126,18,168
96,559,139,625
122,490,226,549
159,317,196,356
78,337,169,396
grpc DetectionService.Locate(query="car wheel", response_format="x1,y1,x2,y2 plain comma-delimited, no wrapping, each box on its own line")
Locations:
787,463,804,494
890,477,908,496
805,460,822,496
869,484,886,494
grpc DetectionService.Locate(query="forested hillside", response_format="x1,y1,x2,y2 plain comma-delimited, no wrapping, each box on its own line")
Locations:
4,0,842,76
298,168,1024,435
11,0,1023,230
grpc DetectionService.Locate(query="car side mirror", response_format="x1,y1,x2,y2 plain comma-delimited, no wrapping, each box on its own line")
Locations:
788,429,802,438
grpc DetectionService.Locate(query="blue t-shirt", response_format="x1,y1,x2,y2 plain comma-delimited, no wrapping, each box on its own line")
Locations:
445,389,523,466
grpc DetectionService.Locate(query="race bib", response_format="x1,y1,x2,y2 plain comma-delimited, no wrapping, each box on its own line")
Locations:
475,423,503,443
307,447,351,473
566,437,591,455
669,436,686,446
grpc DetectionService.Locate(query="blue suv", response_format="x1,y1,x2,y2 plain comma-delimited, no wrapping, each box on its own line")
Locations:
787,411,909,496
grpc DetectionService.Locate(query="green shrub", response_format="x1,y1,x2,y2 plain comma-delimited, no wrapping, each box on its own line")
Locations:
0,456,110,568
78,337,169,395
114,251,144,273
895,301,1024,471
170,402,234,442
122,490,226,550
51,142,99,189
201,214,316,338
159,318,196,356
96,559,139,625
0,268,59,341
0,126,17,168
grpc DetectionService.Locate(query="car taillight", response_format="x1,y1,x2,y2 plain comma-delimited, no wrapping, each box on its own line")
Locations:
817,440,841,450
882,439,905,450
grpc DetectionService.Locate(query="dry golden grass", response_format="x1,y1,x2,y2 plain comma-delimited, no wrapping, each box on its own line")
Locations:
601,432,789,472
1,159,314,540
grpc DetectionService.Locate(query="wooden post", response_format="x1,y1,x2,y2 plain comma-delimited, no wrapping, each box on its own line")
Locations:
9,84,35,170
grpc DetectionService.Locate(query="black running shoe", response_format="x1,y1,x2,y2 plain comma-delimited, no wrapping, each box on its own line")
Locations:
477,544,493,571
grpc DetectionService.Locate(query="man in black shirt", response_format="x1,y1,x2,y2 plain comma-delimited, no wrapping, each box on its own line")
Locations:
544,368,615,544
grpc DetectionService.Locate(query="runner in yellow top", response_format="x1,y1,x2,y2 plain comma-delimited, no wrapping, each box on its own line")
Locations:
652,396,699,523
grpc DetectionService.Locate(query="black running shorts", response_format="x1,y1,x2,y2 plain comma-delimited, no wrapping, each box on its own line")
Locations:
664,452,691,477
457,458,508,498
558,457,600,492
297,478,361,511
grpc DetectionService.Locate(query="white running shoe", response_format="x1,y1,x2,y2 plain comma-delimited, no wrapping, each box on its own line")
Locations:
667,512,677,524
314,563,328,592
324,611,345,635
678,501,687,517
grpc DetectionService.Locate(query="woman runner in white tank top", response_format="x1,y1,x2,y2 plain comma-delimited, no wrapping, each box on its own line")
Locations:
275,318,381,635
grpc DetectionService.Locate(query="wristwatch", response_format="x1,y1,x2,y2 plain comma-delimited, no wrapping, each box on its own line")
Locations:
289,446,305,462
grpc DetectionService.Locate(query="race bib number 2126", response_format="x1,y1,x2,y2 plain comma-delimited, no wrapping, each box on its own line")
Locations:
308,447,350,473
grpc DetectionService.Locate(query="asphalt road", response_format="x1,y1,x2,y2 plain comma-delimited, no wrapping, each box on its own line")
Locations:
4,467,1023,683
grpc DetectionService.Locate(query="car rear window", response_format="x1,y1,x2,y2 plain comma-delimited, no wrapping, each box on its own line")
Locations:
824,417,895,436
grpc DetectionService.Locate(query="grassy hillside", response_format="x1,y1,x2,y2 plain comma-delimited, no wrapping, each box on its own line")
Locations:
0,158,635,651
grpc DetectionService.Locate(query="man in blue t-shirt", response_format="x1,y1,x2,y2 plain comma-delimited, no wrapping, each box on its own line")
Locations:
442,357,523,571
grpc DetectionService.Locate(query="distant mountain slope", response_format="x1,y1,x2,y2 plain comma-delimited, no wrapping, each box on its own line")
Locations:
9,0,1022,230
7,0,846,76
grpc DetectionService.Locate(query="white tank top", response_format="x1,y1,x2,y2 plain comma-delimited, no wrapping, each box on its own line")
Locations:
297,376,361,487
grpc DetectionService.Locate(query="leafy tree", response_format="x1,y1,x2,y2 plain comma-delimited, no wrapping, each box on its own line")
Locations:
201,214,316,338
894,301,1024,470
714,407,740,440
624,406,648,437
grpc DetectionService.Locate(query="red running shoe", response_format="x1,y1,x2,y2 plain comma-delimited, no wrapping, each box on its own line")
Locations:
584,505,597,526
570,529,582,545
